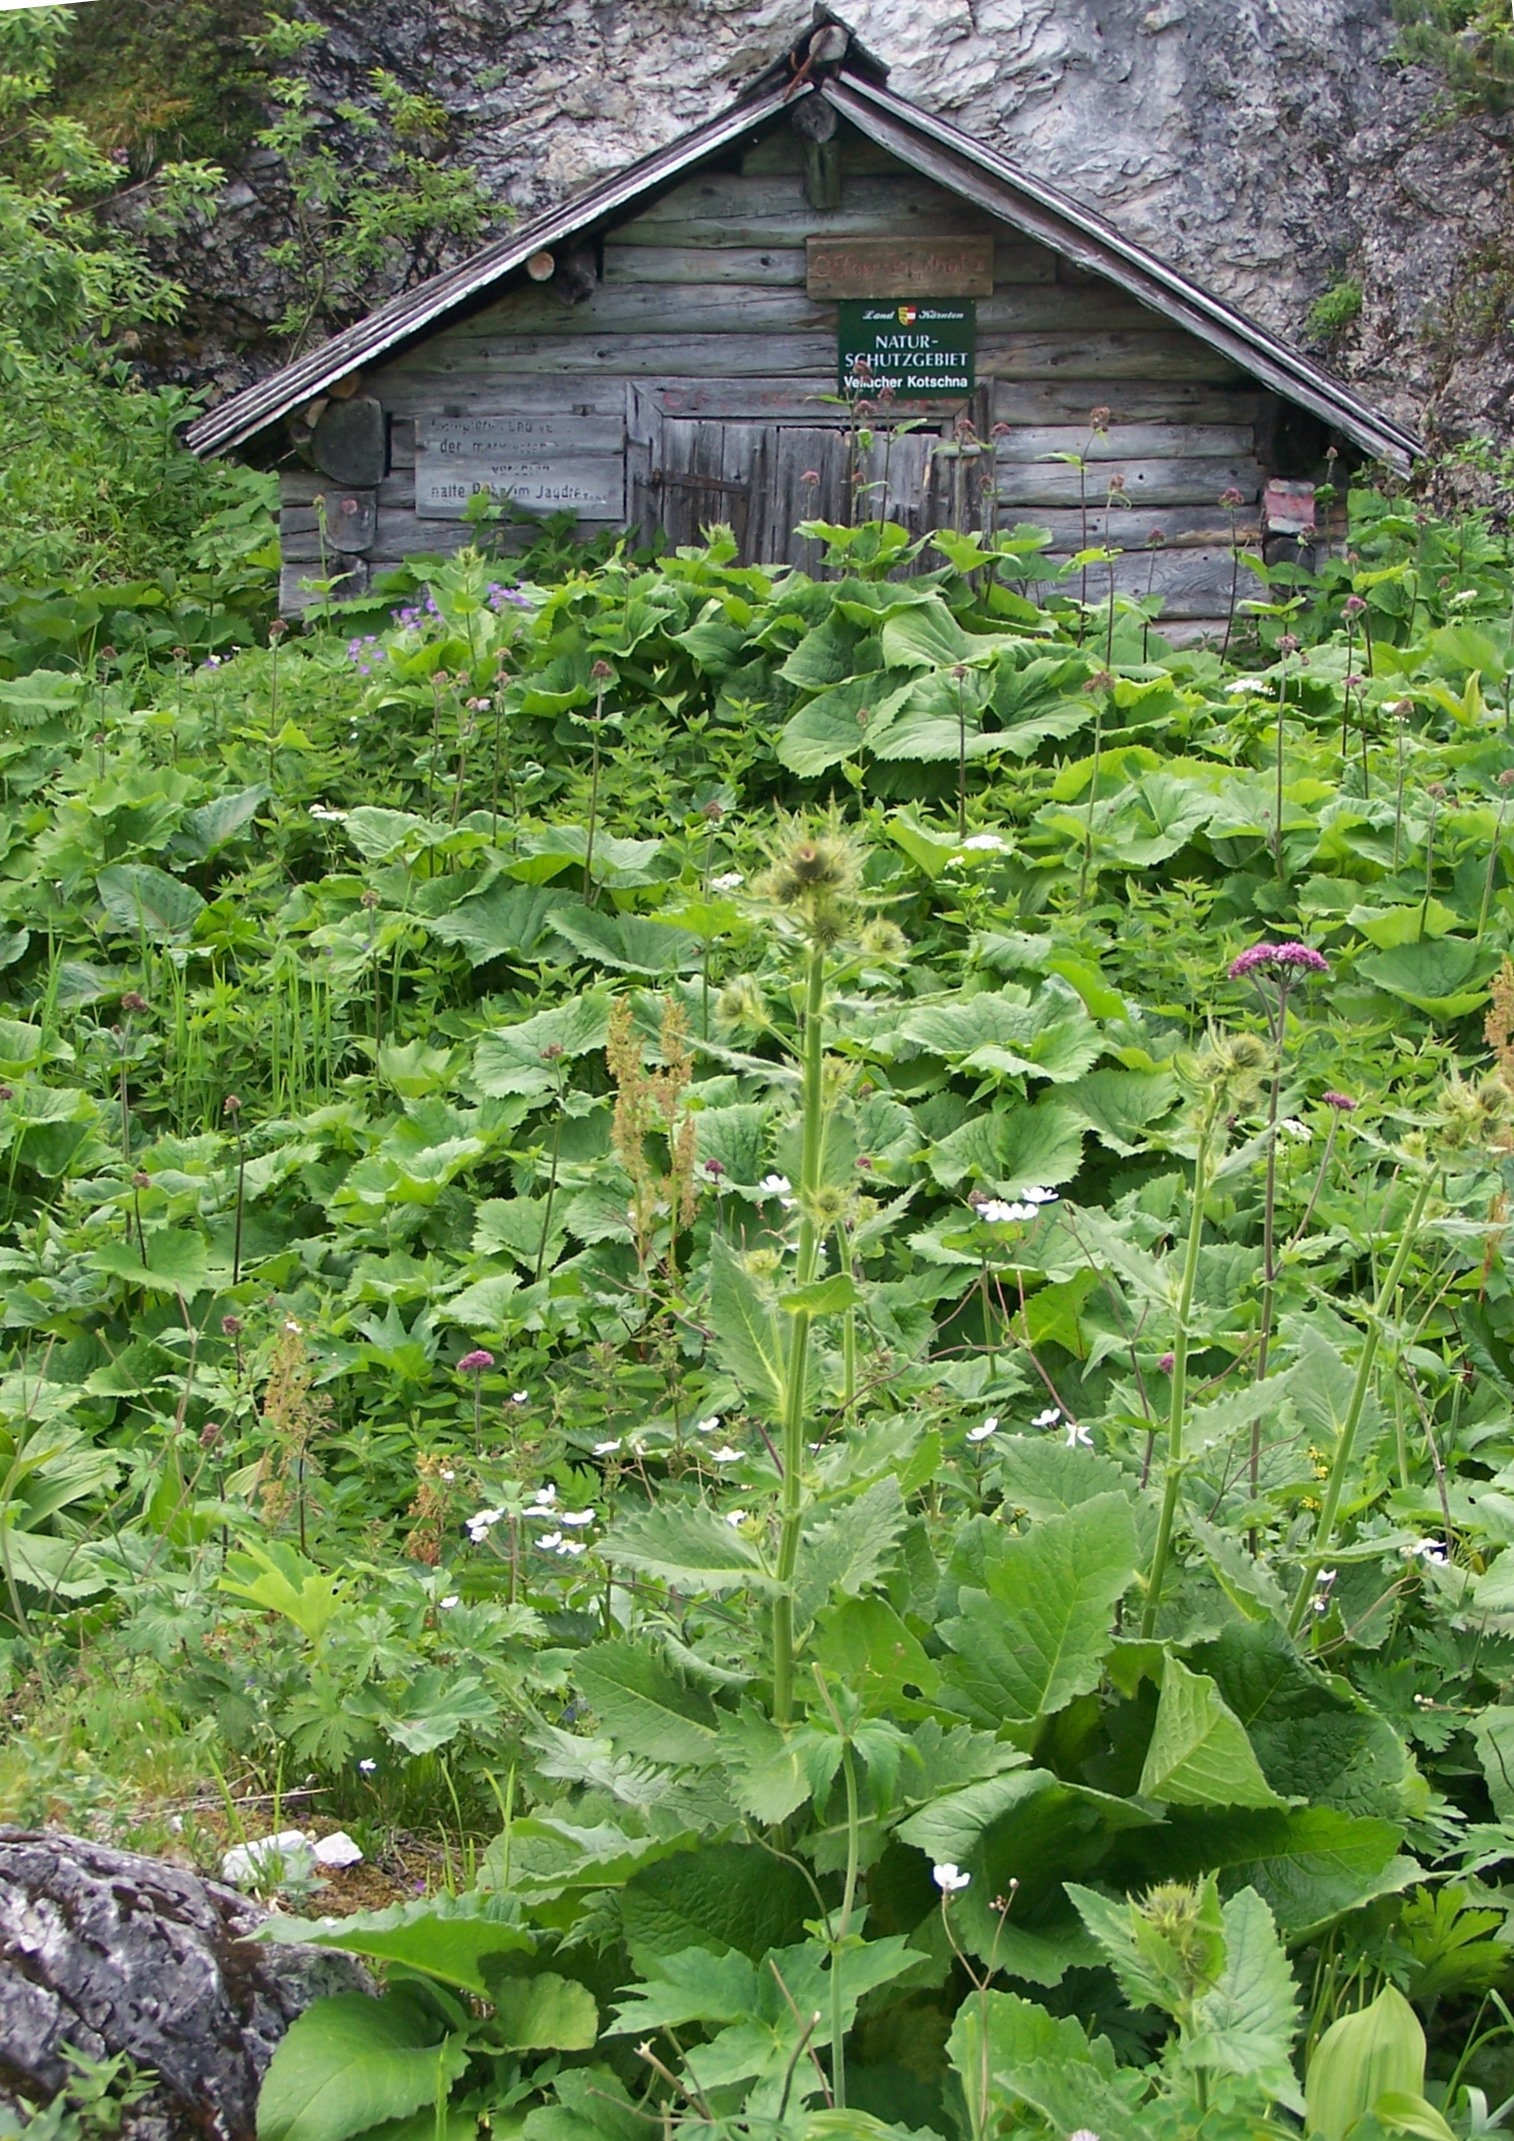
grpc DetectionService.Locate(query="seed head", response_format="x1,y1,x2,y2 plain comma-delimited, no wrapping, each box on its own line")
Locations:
1089,406,1112,432
222,1094,242,1116
1343,594,1367,616
1219,486,1245,509
120,992,149,1015
132,1170,151,1190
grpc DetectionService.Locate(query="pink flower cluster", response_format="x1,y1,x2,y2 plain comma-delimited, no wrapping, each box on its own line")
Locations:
1227,942,1329,982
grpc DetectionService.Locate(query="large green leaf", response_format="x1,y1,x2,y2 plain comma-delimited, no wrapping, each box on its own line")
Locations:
426,883,585,965
96,864,206,940
599,1502,779,1595
574,1638,721,1766
1138,1656,1286,1809
940,1492,1138,1731
794,1475,908,1630
257,1994,466,2141
900,978,1100,1084
548,906,702,975
619,1844,813,1969
173,785,267,860
1108,1804,1419,1937
492,1973,600,2051
259,1895,532,1997
1357,938,1498,1018
706,1235,788,1414
471,992,611,1098
1186,1886,1303,2111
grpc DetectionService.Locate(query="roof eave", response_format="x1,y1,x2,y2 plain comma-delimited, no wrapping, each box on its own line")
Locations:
185,77,804,458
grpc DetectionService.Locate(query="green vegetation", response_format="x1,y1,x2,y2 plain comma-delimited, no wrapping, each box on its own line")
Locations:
1392,0,1514,113
4,490,1514,2140
1307,279,1364,346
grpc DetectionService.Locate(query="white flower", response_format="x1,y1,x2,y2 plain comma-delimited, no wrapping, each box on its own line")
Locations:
560,1508,596,1527
959,832,1007,852
932,1862,971,1894
1226,677,1271,696
1406,1538,1449,1564
440,1468,455,1483
439,1594,460,1610
533,1484,556,1506
979,1198,1036,1224
711,871,744,891
709,1445,743,1463
725,1510,746,1528
967,1418,999,1444
1019,1185,1059,1205
284,1317,303,1334
760,1173,796,1208
1278,1118,1311,1142
694,1415,721,1436
512,1390,528,1405
537,1530,564,1551
466,1506,504,1541
557,1538,586,1557
593,1438,621,1455
358,1758,378,1774
307,802,349,823
1032,1407,1062,1429
1064,1421,1093,1449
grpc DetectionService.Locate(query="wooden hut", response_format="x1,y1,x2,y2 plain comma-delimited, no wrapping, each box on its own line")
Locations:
186,11,1421,635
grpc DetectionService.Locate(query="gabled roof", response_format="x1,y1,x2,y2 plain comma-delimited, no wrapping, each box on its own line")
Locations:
185,16,1422,471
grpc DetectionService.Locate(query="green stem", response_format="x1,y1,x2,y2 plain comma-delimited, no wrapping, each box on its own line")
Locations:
830,1734,860,2110
772,940,828,1727
1287,1167,1435,1635
1142,1104,1217,1638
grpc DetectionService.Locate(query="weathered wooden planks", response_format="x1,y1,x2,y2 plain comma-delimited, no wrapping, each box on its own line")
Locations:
997,455,1262,507
602,239,1059,287
997,503,1261,550
1060,544,1263,617
979,332,1245,383
613,173,997,247
449,281,1156,339
992,379,1267,426
994,422,1255,461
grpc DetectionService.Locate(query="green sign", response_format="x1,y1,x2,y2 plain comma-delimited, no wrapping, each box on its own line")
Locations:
837,299,975,398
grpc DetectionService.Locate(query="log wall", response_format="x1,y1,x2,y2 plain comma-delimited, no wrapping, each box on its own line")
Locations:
279,119,1270,635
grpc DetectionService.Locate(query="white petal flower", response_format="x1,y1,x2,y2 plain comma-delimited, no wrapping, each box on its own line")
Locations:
533,1484,557,1506
1227,677,1271,696
1406,1538,1449,1564
1019,1185,1059,1205
439,1595,460,1610
440,1468,455,1483
932,1862,971,1894
512,1390,529,1405
557,1538,586,1557
711,871,744,891
709,1445,743,1463
979,1198,1036,1225
694,1415,721,1435
725,1510,746,1528
1032,1407,1062,1429
1064,1421,1093,1449
967,1419,999,1444
560,1508,596,1527
358,1758,378,1774
959,832,1007,852
537,1530,563,1551
593,1438,621,1455
1278,1118,1312,1142
760,1173,796,1208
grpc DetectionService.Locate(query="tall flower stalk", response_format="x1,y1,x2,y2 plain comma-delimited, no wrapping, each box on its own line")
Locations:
758,814,862,1728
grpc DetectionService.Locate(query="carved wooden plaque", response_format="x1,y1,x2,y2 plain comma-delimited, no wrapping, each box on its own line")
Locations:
807,236,995,299
415,416,625,520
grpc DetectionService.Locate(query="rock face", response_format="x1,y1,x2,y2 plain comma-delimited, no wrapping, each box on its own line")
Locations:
169,0,1513,447
0,1830,367,2139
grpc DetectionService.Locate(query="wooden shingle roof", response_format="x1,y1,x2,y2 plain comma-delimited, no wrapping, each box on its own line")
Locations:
185,18,1421,472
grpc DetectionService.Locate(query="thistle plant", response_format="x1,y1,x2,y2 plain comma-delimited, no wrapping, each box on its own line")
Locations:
755,811,865,1726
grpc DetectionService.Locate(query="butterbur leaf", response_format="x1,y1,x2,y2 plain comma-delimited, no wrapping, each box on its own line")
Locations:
97,864,206,940
258,1894,531,1997
1138,1657,1286,1808
256,1993,466,2141
491,1972,599,2050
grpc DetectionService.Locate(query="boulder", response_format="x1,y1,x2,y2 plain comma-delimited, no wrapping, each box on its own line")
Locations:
0,1829,370,2140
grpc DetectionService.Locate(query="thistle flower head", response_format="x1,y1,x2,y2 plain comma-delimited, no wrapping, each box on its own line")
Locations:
458,1349,494,1374
1321,1090,1357,1111
1228,941,1329,982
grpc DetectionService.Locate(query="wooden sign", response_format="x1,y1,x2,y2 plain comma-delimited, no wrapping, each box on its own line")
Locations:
837,300,975,398
416,416,624,520
808,236,994,299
